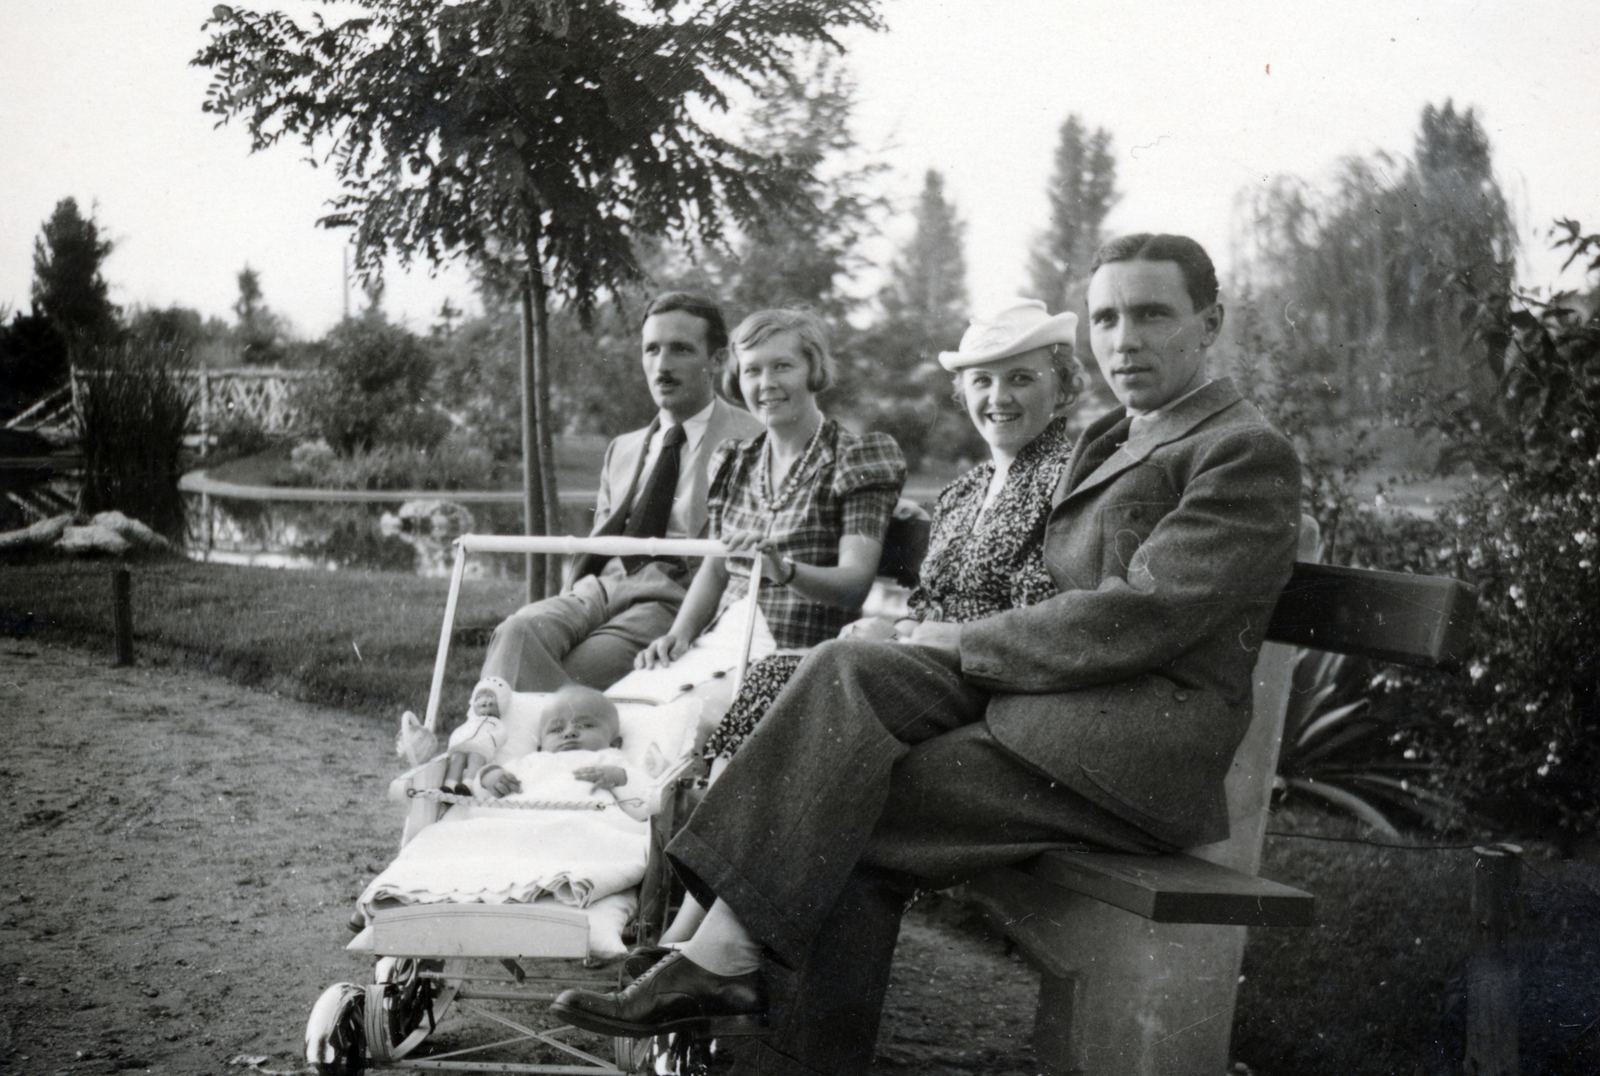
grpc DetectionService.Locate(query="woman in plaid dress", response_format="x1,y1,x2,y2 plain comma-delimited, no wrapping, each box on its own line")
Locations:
634,306,906,674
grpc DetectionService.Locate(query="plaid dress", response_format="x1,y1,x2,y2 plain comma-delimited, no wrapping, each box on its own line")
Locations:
704,417,1073,764
708,418,905,650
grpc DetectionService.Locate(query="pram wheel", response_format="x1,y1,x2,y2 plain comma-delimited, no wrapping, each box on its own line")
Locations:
365,957,445,1063
613,1035,654,1073
305,982,366,1075
657,1031,718,1075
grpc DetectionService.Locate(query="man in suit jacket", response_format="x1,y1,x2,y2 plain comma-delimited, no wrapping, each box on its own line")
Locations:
479,292,764,695
553,237,1304,1075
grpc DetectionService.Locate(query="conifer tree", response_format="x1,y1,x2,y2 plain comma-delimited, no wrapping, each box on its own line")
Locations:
31,197,119,348
1026,115,1117,313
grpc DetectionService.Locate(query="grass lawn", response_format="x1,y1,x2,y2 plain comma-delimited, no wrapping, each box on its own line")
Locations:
0,552,522,722
1237,807,1600,1075
5,553,1600,1072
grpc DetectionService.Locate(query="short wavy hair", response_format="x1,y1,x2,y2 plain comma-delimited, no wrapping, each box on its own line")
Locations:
949,343,1084,415
722,308,836,407
1088,233,1219,312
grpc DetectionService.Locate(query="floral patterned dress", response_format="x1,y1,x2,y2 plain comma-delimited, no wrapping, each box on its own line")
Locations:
702,416,1075,763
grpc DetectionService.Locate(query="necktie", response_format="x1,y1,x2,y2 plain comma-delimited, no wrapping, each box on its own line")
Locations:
1067,415,1133,493
622,424,687,572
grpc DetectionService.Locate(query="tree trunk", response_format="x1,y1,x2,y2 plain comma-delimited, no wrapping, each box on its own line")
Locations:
519,276,547,603
530,266,561,597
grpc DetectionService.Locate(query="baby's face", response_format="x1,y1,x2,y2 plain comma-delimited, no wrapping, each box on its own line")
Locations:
538,704,618,753
470,687,501,718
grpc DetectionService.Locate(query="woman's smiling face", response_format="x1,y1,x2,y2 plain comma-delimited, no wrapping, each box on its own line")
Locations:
958,347,1061,458
737,330,815,430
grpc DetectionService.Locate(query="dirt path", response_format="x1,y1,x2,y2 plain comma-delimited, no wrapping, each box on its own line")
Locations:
1,641,1040,1076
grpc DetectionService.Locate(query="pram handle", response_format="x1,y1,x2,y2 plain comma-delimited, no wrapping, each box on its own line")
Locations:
423,535,766,734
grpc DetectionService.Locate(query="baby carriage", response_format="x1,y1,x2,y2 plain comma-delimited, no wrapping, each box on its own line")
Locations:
305,534,773,1075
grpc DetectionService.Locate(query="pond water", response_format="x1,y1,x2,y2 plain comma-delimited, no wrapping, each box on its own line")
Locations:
184,493,596,578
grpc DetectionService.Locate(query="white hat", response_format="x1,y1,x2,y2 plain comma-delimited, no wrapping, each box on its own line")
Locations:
938,300,1079,371
472,676,512,717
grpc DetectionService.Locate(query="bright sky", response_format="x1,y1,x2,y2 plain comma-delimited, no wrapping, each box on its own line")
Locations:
3,0,1598,339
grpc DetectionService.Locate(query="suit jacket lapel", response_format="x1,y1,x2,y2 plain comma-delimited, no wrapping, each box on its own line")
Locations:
592,417,657,537
1053,379,1245,508
682,402,734,539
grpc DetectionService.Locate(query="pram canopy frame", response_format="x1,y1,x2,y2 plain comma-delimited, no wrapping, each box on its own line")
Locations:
422,535,766,738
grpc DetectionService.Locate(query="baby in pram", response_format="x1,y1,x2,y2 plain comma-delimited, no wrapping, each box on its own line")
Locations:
474,685,661,824
354,685,696,959
443,681,660,819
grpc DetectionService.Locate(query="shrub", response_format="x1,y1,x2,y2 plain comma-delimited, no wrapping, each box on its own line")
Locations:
76,338,195,542
287,438,498,492
294,313,448,455
1393,223,1600,838
0,309,70,418
208,409,276,461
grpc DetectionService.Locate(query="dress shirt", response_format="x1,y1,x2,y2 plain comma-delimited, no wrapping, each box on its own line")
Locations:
1127,379,1214,441
631,398,716,539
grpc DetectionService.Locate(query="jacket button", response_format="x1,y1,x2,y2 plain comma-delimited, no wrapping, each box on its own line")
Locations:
1174,690,1190,702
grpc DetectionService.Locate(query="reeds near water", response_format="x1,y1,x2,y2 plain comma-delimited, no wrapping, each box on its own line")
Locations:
76,339,195,542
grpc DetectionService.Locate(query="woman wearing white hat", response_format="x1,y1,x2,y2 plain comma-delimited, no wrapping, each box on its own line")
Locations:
905,298,1082,623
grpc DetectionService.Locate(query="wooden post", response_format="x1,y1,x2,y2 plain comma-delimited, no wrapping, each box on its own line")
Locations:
528,275,553,605
1466,842,1522,1076
530,265,560,597
112,568,133,666
198,366,210,458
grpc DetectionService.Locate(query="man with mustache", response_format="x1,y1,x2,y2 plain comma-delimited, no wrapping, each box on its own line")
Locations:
552,235,1305,1076
476,292,764,698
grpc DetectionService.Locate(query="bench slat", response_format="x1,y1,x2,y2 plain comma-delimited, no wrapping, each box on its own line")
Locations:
1021,849,1316,928
1266,561,1478,671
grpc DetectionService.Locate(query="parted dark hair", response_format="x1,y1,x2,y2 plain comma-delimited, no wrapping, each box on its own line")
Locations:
1089,234,1219,312
641,292,729,355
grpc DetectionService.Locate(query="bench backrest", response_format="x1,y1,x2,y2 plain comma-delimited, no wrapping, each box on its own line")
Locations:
1266,561,1478,671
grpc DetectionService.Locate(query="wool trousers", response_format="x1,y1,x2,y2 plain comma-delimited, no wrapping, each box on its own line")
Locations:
480,560,686,692
666,638,1169,1076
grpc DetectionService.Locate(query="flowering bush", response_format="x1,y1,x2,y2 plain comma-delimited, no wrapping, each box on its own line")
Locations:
1394,223,1600,837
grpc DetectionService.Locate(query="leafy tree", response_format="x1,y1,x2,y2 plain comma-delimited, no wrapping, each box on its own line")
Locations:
31,197,119,349
691,48,885,323
1233,101,1514,424
195,0,882,596
853,168,973,468
0,310,70,417
233,266,287,365
879,169,967,342
1026,115,1117,313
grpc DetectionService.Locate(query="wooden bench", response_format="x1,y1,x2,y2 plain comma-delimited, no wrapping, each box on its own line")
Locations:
954,517,1478,1075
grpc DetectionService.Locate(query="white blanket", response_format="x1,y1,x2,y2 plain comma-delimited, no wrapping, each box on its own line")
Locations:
361,749,649,912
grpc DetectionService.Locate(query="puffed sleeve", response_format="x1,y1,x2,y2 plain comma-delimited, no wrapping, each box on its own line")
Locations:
831,431,907,540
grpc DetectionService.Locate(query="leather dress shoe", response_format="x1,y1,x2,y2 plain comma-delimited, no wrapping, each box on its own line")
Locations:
621,944,674,982
550,951,765,1037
